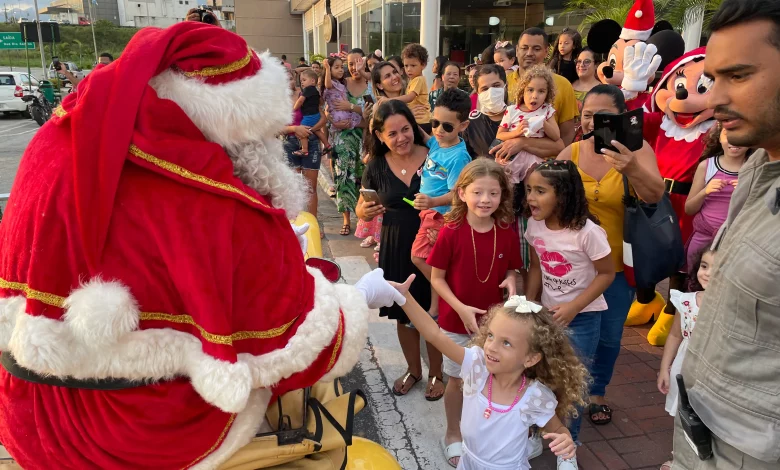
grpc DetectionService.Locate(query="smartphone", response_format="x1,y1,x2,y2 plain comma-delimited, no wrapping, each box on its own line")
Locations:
593,108,644,153
363,94,374,105
360,188,381,204
52,57,61,70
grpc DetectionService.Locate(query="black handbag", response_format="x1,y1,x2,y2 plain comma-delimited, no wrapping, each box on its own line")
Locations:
622,176,685,290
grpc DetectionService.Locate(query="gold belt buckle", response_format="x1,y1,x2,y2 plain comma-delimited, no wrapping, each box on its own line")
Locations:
664,178,675,193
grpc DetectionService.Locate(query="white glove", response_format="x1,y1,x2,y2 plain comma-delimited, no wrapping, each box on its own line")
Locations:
291,222,309,255
355,268,407,309
621,42,663,93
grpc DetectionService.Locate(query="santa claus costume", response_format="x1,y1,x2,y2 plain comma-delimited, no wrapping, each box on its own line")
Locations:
0,22,385,469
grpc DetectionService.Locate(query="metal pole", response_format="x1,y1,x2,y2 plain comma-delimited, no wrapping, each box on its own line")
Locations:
89,1,97,62
31,0,46,78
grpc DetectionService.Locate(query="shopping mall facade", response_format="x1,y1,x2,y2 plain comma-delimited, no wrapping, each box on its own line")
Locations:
235,0,590,73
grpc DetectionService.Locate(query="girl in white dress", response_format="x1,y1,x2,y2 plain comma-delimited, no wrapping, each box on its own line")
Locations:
390,274,589,470
657,248,715,470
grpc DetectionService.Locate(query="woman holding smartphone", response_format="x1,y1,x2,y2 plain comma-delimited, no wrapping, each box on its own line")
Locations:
356,100,445,399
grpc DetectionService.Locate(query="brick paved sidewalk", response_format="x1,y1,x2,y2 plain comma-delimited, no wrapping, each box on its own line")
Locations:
533,323,673,470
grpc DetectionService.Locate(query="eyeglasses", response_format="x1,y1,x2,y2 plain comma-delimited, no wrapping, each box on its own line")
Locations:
575,59,593,66
431,119,456,133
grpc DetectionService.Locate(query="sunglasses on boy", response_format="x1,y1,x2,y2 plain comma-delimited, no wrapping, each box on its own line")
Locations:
431,119,456,133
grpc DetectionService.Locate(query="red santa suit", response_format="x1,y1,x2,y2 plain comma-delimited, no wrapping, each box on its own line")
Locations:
0,23,369,469
645,47,714,244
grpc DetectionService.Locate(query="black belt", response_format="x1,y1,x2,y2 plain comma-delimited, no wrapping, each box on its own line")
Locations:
0,352,146,390
664,178,692,196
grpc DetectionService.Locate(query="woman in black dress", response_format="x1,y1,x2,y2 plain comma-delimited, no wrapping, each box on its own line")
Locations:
355,100,445,400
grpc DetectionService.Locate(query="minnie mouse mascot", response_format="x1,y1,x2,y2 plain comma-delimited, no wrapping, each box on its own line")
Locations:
626,47,715,346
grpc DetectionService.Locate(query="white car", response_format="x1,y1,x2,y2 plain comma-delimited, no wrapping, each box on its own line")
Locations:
0,72,38,116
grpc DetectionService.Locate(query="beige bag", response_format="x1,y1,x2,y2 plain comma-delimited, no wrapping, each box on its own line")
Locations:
218,380,366,470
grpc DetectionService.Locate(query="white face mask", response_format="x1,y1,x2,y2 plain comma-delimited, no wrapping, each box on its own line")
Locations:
479,86,507,114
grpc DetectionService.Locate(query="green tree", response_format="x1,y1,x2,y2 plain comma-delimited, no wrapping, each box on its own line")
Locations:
564,0,724,33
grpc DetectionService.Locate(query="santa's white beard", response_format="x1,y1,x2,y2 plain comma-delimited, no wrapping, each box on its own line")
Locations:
226,139,309,219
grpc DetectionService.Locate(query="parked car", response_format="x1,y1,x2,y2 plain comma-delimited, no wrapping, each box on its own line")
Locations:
0,72,37,118
48,61,85,83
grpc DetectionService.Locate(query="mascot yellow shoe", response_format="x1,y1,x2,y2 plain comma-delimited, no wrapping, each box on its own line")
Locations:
647,310,675,346
624,292,665,326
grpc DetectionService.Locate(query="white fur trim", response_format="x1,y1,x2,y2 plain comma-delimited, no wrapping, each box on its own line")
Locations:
190,388,273,470
238,267,368,388
149,51,293,147
63,278,139,349
620,27,652,41
0,267,368,413
319,283,369,382
660,115,715,142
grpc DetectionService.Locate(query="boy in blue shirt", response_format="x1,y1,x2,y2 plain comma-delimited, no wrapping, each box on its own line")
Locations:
411,88,472,320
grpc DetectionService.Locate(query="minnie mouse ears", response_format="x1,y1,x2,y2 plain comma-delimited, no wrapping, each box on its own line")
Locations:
647,29,686,72
587,19,623,54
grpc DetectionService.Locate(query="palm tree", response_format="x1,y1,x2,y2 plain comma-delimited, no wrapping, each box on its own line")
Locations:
563,0,724,33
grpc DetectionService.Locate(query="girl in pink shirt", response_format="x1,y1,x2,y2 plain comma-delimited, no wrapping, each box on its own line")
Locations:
523,159,615,454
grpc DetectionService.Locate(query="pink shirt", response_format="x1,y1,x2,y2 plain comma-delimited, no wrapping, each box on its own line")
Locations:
524,218,611,313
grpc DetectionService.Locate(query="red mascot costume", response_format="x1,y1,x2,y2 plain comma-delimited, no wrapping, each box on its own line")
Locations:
0,22,400,469
625,47,715,345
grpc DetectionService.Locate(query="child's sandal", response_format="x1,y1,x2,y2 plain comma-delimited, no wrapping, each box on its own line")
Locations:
292,149,308,156
425,375,445,401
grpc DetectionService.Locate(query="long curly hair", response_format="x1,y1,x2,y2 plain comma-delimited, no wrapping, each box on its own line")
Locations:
516,64,556,108
444,159,514,228
470,305,590,419
548,28,583,74
523,159,597,230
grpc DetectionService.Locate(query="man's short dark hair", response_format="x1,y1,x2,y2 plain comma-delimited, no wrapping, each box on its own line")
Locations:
281,54,287,60
99,52,113,62
710,0,780,49
401,43,429,65
443,61,461,73
520,27,549,46
473,64,507,87
435,88,471,122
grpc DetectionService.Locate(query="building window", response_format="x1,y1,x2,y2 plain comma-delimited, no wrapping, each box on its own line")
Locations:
359,0,382,55
338,13,351,53
385,1,421,57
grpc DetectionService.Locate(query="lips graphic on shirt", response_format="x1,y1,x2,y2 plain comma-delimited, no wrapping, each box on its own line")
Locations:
539,251,573,277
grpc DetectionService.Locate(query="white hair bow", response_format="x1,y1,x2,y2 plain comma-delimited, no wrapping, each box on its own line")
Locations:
504,296,543,313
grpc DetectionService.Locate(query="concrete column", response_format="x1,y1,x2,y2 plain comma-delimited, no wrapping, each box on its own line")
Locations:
314,23,321,56
303,18,309,59
351,0,359,49
419,0,439,85
381,0,385,56
682,6,704,52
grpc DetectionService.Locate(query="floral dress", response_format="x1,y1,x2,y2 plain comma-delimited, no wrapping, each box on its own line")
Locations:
332,90,365,214
665,290,700,416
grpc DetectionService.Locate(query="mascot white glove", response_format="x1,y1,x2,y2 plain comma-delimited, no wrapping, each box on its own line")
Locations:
621,42,663,94
355,268,407,309
291,222,309,255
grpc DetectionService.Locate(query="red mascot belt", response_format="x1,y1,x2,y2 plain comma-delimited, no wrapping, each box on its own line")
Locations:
0,352,146,390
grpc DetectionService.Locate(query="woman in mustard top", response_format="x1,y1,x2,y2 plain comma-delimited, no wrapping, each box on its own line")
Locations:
557,85,664,426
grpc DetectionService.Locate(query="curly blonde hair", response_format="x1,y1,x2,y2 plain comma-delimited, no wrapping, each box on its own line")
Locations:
516,64,556,108
444,159,514,228
470,305,590,419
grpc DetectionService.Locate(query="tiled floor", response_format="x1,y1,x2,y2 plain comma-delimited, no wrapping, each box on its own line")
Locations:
533,323,674,470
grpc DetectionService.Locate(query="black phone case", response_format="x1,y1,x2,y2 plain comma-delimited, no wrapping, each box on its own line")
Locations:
593,108,644,153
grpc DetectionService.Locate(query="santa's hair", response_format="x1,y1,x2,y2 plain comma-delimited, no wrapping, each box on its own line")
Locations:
150,51,308,217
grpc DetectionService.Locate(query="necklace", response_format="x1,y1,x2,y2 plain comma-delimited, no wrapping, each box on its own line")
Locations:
388,155,410,176
484,373,527,419
471,224,496,283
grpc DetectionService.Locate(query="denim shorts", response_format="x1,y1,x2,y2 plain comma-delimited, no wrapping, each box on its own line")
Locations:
284,134,322,171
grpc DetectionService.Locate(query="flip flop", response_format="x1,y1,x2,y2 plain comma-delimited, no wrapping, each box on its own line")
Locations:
392,371,421,396
425,375,445,401
588,403,613,425
441,437,462,468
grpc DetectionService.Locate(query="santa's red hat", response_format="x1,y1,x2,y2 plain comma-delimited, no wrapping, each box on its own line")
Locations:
648,46,707,112
621,0,655,41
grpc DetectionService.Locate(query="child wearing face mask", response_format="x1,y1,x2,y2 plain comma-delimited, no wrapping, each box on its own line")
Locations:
657,247,715,470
